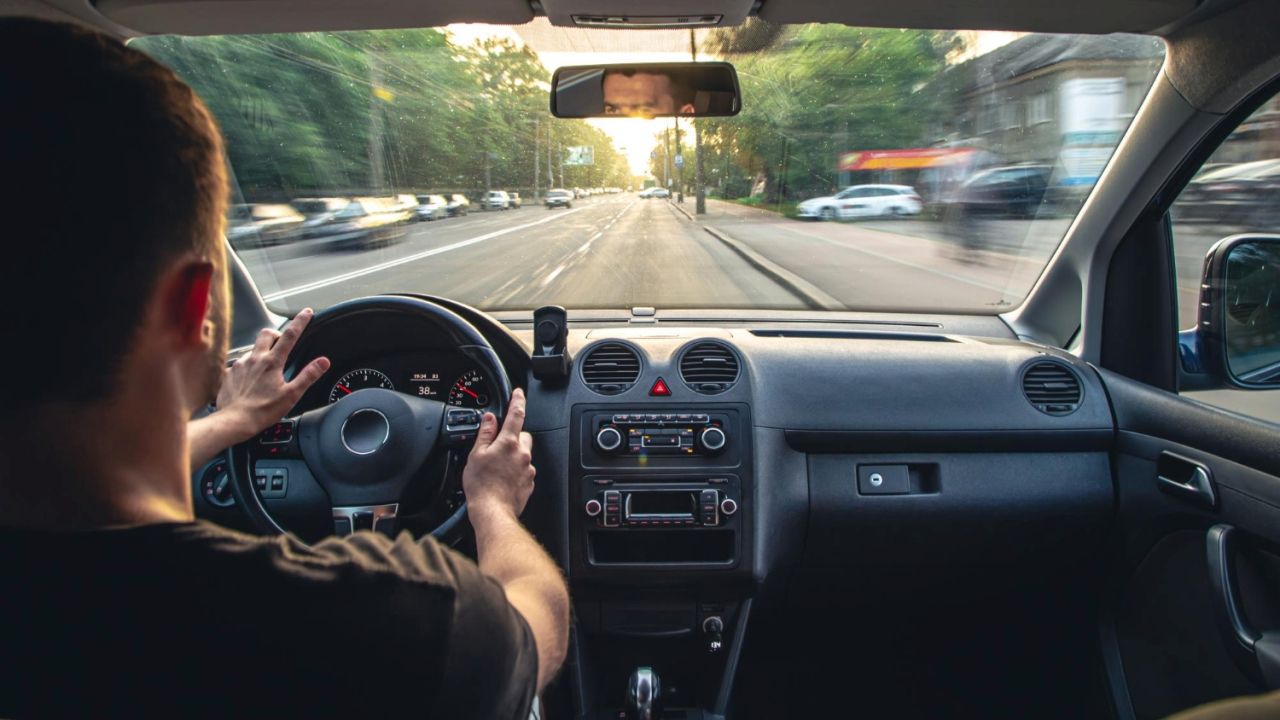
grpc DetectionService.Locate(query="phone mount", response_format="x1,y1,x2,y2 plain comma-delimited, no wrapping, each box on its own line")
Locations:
531,305,572,385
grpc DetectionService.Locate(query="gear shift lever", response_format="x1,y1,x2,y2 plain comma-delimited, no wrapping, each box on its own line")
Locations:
626,666,662,720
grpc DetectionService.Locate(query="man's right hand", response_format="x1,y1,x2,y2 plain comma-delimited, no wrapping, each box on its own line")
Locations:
462,388,536,519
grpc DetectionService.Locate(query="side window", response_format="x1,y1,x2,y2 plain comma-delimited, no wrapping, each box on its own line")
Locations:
1170,96,1280,423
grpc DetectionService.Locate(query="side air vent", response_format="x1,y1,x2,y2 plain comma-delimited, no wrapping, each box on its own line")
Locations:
680,341,740,394
580,343,641,395
1022,361,1082,415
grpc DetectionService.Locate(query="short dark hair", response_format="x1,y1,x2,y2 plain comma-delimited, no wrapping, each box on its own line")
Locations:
0,18,228,410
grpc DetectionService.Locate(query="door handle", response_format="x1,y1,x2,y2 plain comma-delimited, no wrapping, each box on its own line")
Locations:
1157,451,1217,509
1206,524,1280,688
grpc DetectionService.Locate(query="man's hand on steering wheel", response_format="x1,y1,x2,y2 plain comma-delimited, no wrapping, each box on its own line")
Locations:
189,309,330,469
463,388,536,521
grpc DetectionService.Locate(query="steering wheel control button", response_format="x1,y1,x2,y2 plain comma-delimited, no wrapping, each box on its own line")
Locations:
858,465,911,495
446,408,482,432
596,426,624,454
719,497,738,516
340,408,391,456
585,498,603,517
258,420,295,445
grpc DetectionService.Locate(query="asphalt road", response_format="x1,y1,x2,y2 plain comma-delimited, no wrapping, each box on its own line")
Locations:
240,195,806,314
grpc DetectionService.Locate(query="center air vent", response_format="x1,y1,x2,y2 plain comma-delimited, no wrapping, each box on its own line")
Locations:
1022,361,1082,415
680,341,740,394
581,342,641,395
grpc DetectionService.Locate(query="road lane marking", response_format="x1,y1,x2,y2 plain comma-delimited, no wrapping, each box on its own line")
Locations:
261,207,587,301
541,265,566,287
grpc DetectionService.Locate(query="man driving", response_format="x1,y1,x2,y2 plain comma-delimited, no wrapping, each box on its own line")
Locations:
0,17,568,719
602,69,697,116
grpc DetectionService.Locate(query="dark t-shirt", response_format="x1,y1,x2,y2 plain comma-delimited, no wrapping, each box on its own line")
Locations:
0,521,537,718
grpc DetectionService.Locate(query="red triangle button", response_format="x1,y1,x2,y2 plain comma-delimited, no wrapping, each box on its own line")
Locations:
649,377,672,396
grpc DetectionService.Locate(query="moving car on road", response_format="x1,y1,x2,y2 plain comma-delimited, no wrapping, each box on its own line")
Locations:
311,197,408,250
224,203,305,248
446,193,470,217
639,187,670,199
484,190,511,210
292,197,349,238
545,188,573,209
945,164,1051,219
796,184,923,220
414,194,448,221
508,191,523,208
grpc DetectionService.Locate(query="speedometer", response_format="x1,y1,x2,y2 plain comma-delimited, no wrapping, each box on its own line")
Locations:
448,369,491,408
328,368,394,403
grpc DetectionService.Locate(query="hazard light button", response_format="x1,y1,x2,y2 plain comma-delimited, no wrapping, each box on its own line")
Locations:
649,377,672,396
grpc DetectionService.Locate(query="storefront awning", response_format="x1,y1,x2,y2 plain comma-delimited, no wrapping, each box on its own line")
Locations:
838,147,977,171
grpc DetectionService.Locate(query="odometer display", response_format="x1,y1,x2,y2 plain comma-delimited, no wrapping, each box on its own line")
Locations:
448,369,491,408
328,368,394,403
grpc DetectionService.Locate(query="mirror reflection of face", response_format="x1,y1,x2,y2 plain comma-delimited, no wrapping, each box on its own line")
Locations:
602,71,695,117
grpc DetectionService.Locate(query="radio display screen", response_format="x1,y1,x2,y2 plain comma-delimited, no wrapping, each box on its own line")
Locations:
627,491,697,518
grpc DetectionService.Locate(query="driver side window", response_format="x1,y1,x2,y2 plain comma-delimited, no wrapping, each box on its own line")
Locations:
1171,95,1280,423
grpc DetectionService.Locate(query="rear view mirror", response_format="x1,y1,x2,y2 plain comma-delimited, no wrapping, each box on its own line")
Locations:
550,62,741,118
1181,235,1280,387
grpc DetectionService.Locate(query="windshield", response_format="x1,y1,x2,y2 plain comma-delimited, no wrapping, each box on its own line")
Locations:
134,24,1164,316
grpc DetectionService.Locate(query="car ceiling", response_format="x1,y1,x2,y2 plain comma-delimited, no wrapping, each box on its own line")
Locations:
11,0,1237,38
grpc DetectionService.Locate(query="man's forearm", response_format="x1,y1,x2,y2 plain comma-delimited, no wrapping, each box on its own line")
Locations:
470,501,570,691
188,413,252,473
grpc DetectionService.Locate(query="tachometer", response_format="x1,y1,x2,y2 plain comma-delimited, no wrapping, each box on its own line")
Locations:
448,369,491,408
329,368,394,403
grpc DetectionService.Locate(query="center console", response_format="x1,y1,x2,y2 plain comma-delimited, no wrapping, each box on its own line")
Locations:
569,403,754,718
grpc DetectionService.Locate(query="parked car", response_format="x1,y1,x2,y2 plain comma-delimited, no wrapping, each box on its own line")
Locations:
1176,158,1280,224
944,165,1051,219
388,193,419,219
445,193,470,217
508,192,523,209
545,188,574,209
311,197,408,250
639,187,670,199
796,184,923,221
484,190,511,210
291,197,349,238
415,194,448,221
225,203,305,248
573,187,588,199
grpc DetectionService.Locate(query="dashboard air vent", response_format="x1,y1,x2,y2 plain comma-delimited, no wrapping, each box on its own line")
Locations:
581,343,640,394
680,341,740,394
1022,361,1082,415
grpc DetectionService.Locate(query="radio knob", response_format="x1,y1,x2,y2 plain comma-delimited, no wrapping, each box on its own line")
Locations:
698,426,727,454
584,498,603,517
719,497,738,516
595,426,624,454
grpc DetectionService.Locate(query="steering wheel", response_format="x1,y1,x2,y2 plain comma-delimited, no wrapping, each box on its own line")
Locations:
227,295,514,542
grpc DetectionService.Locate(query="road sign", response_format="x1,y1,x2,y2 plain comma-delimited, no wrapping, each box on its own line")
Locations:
565,146,594,166
674,155,684,168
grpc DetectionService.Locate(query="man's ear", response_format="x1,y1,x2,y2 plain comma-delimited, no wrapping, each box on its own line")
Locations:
164,260,215,350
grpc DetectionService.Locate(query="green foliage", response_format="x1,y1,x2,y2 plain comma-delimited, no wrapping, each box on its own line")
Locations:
677,23,960,202
135,31,633,200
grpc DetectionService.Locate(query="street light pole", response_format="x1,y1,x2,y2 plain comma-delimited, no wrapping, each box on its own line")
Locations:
692,29,706,215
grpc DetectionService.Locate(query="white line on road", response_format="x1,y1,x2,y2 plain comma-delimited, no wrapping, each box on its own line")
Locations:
261,206,587,302
541,265,566,287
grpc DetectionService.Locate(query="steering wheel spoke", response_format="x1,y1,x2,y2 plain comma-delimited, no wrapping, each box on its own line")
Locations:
331,502,400,537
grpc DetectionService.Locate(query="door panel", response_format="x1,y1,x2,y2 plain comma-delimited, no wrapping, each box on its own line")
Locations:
1101,367,1280,718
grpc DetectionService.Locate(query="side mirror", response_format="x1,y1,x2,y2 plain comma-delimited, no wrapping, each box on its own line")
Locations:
1180,235,1280,388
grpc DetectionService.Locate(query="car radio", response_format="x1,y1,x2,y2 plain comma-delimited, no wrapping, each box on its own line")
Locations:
583,480,740,528
591,411,729,457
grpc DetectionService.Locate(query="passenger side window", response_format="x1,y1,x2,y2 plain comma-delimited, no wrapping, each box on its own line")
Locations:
1170,96,1280,424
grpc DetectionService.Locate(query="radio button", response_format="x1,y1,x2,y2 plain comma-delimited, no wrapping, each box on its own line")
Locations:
699,489,720,527
596,426,624,453
720,497,738,516
692,414,710,423
602,490,622,527
698,426,727,454
584,499,602,517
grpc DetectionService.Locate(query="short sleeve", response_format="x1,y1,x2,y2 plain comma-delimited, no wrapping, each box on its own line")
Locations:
425,543,539,720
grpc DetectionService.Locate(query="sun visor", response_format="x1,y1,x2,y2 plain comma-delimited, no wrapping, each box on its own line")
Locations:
759,0,1196,34
96,0,534,35
538,0,754,28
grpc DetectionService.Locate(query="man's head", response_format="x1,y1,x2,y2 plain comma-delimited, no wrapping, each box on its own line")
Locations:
602,70,696,117
0,18,230,421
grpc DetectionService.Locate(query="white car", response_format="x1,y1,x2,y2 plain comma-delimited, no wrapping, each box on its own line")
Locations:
796,184,923,220
483,190,510,210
